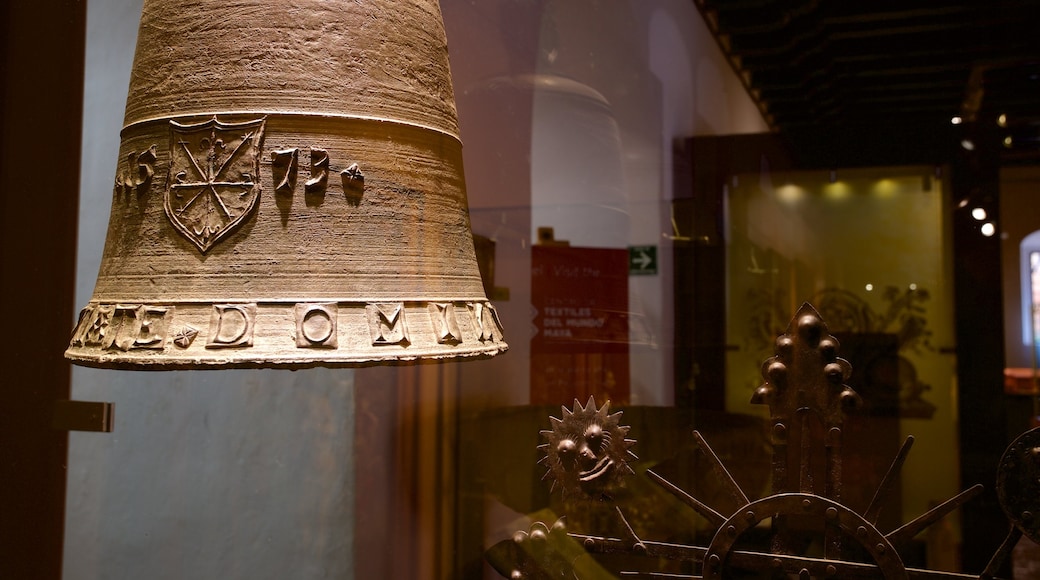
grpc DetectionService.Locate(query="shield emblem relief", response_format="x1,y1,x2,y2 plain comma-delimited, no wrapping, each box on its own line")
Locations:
165,117,266,253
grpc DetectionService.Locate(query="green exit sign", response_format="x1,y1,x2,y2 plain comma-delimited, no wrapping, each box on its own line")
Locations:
628,245,657,275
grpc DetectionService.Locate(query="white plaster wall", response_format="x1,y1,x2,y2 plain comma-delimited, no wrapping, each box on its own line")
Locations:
526,0,768,405
446,0,765,410
65,2,355,578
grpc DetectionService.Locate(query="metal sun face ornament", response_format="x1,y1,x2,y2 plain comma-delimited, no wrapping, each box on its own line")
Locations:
539,397,637,500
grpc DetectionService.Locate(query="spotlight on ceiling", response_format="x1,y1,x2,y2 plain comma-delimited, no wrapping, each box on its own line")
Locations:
1004,135,1014,148
981,222,996,237
951,116,963,125
972,207,987,221
961,139,975,151
997,113,1008,128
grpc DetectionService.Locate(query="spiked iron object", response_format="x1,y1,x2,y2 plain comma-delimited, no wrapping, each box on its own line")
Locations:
488,304,1036,579
66,0,507,369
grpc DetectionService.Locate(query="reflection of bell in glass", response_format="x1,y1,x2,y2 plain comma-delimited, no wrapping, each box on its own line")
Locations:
66,0,507,369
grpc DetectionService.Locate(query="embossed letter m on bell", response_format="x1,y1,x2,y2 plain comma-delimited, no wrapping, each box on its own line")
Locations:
66,0,507,369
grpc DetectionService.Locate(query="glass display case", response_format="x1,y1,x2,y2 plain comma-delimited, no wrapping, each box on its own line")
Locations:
4,1,1040,579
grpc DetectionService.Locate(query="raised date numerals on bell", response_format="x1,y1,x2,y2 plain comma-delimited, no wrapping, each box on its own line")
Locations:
266,145,363,200
119,116,369,255
115,144,157,196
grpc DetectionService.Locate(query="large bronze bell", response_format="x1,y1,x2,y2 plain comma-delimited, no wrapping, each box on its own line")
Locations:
66,0,507,368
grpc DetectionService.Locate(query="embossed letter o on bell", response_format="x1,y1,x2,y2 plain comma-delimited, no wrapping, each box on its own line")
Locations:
66,0,507,368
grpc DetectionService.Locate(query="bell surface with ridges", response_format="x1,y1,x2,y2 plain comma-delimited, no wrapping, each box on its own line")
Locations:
66,0,507,368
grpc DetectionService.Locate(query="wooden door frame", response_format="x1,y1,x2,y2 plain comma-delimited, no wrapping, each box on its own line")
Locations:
0,1,84,577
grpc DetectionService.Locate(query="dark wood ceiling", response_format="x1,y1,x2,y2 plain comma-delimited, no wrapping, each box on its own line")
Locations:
694,0,1040,167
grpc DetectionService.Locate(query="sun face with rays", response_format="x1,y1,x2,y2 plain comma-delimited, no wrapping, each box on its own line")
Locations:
539,397,637,500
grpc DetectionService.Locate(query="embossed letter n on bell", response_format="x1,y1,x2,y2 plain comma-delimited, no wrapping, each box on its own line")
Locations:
66,0,507,369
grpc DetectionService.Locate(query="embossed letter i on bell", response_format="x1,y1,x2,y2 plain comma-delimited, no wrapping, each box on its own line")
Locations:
66,0,507,369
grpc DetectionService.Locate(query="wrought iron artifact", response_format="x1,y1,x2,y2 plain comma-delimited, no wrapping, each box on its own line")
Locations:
488,303,1039,579
66,0,506,369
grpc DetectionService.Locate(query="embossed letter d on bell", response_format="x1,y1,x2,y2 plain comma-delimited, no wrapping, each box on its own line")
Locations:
66,0,507,369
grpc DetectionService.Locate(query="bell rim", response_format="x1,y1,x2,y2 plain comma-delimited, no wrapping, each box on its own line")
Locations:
64,342,509,371
66,299,507,370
